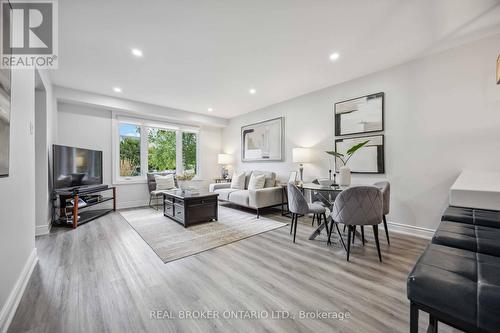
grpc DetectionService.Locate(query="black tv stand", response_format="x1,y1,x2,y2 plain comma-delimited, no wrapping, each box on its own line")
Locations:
53,185,116,229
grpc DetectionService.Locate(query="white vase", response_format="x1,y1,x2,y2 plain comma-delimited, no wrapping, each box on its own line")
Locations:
339,166,351,186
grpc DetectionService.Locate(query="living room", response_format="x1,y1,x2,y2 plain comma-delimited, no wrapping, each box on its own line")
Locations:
1,1,500,332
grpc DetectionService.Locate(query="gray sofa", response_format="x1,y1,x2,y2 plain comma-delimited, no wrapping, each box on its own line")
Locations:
209,170,283,217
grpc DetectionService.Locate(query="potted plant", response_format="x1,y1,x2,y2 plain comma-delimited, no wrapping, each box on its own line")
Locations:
326,140,369,186
176,171,196,190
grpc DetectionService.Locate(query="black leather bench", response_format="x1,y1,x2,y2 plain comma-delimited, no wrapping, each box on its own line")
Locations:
442,206,500,228
407,206,500,333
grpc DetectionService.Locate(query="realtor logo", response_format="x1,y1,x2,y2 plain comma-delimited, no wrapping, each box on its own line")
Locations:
1,0,58,69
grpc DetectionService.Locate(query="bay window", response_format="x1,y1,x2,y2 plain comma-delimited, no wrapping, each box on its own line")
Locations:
113,115,199,183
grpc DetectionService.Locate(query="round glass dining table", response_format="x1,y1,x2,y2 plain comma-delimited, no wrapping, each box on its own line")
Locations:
299,182,349,241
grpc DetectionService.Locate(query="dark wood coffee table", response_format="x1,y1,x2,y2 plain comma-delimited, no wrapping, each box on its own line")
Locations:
163,190,218,227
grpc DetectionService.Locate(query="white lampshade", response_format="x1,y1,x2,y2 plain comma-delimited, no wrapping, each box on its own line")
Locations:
292,147,312,163
218,153,233,165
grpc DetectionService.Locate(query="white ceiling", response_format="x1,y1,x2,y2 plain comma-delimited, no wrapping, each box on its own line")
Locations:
51,0,500,119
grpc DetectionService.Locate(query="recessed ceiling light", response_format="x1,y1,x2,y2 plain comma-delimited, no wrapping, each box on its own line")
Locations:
131,48,143,57
207,108,213,112
329,52,340,61
113,87,122,93
249,88,256,95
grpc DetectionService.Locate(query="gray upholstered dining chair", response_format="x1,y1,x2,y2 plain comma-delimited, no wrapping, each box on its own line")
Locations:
287,183,328,243
374,181,391,245
310,179,333,226
328,186,384,261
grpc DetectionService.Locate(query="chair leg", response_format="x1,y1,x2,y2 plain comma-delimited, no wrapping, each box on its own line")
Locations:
256,208,260,219
290,213,295,235
343,224,346,232
322,213,329,236
155,195,160,211
373,225,382,262
410,302,419,333
361,226,365,246
346,226,352,261
293,214,299,243
312,214,315,226
428,314,438,333
149,194,152,208
383,215,390,245
327,219,334,245
336,223,347,251
352,226,356,244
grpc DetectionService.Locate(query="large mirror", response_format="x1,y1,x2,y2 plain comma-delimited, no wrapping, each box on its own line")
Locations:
335,135,384,174
335,92,384,136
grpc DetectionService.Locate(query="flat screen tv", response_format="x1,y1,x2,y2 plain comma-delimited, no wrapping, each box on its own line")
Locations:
53,145,103,190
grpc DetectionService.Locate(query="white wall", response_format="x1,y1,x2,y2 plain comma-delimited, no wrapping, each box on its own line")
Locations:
0,70,37,332
57,102,222,208
34,69,55,236
222,34,500,232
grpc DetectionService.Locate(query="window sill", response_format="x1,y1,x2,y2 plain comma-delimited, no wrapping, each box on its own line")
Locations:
113,178,147,186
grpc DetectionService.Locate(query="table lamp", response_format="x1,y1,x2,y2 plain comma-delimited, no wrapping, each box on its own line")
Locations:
217,154,233,179
292,148,312,182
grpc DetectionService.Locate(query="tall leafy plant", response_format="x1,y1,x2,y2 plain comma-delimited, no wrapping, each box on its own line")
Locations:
326,140,369,167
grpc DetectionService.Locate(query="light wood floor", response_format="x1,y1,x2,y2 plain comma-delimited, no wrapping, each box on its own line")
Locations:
9,208,461,333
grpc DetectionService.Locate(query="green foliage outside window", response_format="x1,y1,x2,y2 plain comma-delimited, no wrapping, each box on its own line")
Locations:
119,124,141,176
119,124,197,177
182,132,197,173
148,128,176,172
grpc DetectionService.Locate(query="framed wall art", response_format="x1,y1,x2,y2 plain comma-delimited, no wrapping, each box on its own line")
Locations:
335,135,385,174
334,92,384,136
241,117,284,162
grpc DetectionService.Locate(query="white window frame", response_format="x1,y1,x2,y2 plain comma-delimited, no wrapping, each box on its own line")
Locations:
112,113,200,185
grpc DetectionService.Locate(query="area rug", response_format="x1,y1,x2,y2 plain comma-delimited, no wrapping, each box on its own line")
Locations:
119,205,287,263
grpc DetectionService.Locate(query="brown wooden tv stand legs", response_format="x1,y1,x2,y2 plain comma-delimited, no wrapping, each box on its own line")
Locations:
54,186,117,229
73,193,79,229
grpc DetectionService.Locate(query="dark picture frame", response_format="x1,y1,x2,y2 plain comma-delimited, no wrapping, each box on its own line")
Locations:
241,117,284,162
335,135,385,174
334,92,384,136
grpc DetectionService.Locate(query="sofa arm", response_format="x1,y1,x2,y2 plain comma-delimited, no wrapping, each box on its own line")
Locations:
209,182,231,192
249,187,284,208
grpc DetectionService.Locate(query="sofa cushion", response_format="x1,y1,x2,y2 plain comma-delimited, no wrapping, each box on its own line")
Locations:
229,190,250,207
433,221,500,256
407,244,500,333
214,188,239,201
250,170,277,188
248,173,266,190
154,174,175,190
244,171,253,189
230,171,246,189
147,171,177,192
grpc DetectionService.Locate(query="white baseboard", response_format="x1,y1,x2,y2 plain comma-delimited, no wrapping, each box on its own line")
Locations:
0,248,38,333
387,220,435,239
35,219,51,236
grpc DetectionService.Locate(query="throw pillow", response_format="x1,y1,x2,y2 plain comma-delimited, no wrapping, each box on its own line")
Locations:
155,174,175,190
248,173,266,190
230,171,246,189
